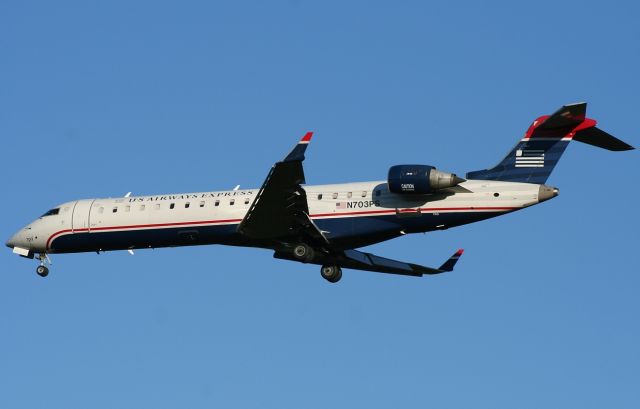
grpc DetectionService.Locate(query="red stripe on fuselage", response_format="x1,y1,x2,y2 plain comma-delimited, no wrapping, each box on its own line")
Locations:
46,218,243,249
311,206,517,218
45,206,518,250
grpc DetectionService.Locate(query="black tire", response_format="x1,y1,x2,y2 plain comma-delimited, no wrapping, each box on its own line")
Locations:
293,244,315,263
321,265,342,283
333,268,342,283
36,265,49,277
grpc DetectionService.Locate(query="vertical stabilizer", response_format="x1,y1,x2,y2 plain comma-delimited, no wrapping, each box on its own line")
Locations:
466,103,633,183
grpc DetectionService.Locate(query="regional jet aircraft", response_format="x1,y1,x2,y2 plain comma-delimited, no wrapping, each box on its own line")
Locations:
6,103,634,282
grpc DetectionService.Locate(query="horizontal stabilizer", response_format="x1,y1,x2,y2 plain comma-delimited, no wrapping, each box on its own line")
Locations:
573,126,634,151
537,102,586,130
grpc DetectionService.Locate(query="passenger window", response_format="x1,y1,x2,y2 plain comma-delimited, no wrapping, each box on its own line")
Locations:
317,194,323,200
170,203,175,209
332,193,338,199
125,205,131,212
347,192,352,198
230,199,235,206
140,205,146,211
244,198,250,205
200,201,205,207
361,191,367,197
112,207,118,213
215,200,220,207
185,202,190,208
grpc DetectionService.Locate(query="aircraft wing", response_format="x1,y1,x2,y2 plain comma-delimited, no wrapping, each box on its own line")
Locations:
238,132,327,244
274,247,465,277
337,248,464,277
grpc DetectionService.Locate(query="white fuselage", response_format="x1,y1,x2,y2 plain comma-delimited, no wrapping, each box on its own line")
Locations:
7,179,551,257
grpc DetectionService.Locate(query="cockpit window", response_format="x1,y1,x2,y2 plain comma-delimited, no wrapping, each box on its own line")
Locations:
41,208,60,217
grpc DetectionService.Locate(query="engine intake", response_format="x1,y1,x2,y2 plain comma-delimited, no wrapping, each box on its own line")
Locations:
388,164,465,194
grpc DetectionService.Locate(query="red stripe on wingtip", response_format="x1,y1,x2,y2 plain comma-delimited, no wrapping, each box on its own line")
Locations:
301,132,313,142
455,249,464,256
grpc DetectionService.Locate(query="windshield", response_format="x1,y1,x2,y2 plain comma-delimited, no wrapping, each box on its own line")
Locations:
41,208,60,217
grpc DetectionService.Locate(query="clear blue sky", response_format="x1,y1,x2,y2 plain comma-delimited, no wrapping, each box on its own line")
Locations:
1,1,638,407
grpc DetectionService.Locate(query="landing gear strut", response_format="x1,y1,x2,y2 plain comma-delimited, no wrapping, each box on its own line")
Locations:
36,254,51,277
321,265,342,283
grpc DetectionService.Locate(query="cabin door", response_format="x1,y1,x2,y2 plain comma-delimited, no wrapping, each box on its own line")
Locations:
72,200,95,232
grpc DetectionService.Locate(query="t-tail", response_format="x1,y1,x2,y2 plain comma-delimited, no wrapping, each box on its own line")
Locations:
466,102,634,183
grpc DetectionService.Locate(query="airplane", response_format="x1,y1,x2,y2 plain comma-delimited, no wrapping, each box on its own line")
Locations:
5,102,634,282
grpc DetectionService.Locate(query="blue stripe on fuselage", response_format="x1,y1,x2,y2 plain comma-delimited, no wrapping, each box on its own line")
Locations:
49,210,510,254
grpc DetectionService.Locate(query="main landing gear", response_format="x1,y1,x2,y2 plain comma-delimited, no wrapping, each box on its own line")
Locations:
290,243,343,283
321,265,342,283
292,243,315,263
36,253,51,277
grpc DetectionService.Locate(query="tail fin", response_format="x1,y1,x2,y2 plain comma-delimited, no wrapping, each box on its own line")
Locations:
466,102,634,184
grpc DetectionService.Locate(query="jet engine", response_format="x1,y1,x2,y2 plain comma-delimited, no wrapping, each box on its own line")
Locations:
388,164,465,194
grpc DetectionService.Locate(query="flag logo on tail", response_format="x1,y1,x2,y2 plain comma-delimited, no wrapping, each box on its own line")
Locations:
515,149,545,168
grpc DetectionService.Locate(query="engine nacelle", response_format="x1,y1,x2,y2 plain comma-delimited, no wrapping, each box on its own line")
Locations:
388,164,465,194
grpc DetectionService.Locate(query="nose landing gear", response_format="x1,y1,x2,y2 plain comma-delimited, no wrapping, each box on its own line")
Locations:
36,265,49,277
36,253,51,277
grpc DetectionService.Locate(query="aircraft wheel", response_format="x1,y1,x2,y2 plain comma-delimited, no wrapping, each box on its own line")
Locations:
321,265,342,283
36,265,49,277
293,244,315,263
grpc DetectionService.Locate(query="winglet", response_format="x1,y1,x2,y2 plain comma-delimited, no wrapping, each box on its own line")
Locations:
300,131,313,143
438,249,464,272
283,131,314,162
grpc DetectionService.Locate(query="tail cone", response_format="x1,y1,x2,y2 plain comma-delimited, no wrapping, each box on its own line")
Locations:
538,185,559,203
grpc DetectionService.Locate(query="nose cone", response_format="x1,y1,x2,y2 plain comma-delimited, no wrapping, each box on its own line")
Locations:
6,229,28,250
538,185,559,203
6,234,17,249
